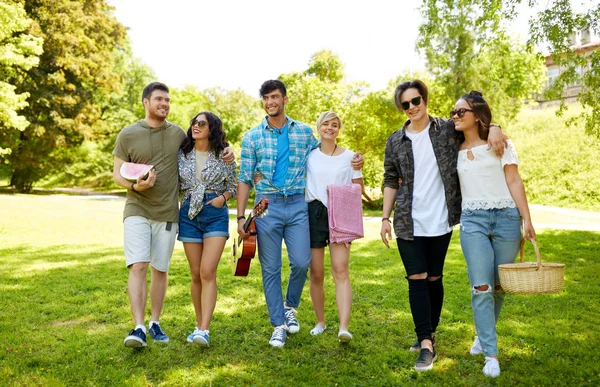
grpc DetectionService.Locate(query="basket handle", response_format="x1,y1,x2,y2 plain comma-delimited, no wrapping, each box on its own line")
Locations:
519,239,542,270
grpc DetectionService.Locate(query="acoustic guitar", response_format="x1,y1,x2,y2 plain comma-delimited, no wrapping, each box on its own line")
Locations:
232,198,269,276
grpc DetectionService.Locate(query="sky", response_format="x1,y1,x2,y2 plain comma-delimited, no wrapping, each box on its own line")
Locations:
107,0,428,95
107,0,535,96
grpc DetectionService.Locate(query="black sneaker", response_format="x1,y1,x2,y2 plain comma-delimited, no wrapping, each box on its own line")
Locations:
414,348,437,371
124,328,147,349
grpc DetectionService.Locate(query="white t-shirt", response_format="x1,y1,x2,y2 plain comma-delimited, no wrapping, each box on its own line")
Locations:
405,124,453,236
305,148,362,207
457,139,519,210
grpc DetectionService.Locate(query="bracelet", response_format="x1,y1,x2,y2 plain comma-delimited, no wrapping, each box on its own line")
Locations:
131,182,137,192
382,218,390,222
221,194,227,202
237,215,246,221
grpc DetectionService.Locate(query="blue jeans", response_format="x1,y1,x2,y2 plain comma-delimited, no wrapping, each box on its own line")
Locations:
254,193,311,326
178,193,230,243
460,207,522,356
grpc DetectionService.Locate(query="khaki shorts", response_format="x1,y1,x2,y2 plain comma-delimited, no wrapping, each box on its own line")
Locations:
124,216,178,272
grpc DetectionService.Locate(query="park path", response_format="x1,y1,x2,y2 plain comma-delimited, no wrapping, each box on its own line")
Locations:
60,192,600,232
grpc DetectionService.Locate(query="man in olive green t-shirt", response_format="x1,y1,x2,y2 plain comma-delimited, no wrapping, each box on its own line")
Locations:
113,82,185,349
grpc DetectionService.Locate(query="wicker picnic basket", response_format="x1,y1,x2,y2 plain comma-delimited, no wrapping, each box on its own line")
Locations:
498,239,565,294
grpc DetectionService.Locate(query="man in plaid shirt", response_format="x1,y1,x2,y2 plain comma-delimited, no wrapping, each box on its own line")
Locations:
237,79,362,347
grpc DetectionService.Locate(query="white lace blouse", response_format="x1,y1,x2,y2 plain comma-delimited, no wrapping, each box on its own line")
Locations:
457,140,520,211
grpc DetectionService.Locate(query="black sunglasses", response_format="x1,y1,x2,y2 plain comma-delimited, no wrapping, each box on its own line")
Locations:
191,119,208,127
450,108,474,118
400,96,422,110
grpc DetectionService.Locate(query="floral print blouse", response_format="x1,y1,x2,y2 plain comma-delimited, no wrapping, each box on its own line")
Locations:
178,148,237,220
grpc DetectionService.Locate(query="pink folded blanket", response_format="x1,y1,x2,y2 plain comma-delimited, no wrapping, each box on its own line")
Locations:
327,184,364,245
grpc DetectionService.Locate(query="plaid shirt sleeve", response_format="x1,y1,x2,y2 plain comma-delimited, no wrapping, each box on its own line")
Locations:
238,130,257,187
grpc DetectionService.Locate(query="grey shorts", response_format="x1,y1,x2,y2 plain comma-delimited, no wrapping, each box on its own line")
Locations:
123,216,178,272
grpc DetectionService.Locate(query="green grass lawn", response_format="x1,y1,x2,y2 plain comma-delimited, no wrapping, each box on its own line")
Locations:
1,194,599,386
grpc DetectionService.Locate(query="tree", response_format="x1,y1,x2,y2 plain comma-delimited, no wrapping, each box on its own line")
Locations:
3,0,126,191
0,0,42,157
417,0,546,125
168,86,262,146
524,0,600,137
419,0,600,135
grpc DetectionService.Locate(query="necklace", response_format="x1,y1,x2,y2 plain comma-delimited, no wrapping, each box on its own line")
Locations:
268,118,288,132
331,144,337,156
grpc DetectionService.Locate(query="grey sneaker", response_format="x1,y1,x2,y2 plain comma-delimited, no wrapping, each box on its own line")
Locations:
284,305,299,334
409,336,436,352
269,325,287,347
414,348,437,371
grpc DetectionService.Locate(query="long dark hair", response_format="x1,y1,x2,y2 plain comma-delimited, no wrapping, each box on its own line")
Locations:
180,111,229,158
459,90,492,141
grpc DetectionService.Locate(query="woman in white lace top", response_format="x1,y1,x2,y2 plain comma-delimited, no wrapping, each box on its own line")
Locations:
453,91,535,378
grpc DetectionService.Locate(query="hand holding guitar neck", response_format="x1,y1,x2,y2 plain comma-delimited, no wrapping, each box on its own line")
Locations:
232,198,269,276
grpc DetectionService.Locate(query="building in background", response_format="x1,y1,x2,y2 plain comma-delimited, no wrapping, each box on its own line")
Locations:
536,28,600,107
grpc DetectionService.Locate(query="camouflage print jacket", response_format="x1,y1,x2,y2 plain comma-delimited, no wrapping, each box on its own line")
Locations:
383,116,462,241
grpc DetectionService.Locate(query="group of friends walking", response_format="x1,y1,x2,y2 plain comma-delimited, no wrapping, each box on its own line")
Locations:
112,78,535,378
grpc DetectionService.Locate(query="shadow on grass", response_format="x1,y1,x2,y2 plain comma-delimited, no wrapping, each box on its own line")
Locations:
1,230,599,385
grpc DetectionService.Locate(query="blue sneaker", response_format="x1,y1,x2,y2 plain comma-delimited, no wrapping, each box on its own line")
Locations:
284,305,299,334
187,328,210,347
269,325,287,347
148,322,169,343
124,328,147,349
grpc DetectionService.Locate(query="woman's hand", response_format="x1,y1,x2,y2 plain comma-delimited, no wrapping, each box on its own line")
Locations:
523,219,536,241
207,195,226,208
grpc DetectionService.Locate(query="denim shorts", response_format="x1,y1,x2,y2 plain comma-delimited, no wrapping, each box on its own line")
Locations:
308,200,329,248
178,193,230,243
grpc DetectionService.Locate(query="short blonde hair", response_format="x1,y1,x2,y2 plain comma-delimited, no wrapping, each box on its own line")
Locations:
316,111,342,130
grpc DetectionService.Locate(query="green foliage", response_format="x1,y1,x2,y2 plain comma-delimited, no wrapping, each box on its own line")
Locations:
525,0,600,137
418,1,546,124
168,86,263,145
2,0,127,192
0,0,43,154
510,105,600,211
1,195,599,385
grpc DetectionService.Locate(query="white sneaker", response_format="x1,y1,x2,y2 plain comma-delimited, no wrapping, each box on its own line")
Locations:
483,357,501,378
310,323,326,336
470,336,483,355
338,329,353,343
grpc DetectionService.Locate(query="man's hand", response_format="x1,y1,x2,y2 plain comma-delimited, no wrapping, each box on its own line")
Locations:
487,125,508,158
237,218,249,239
222,146,235,164
351,152,364,170
380,219,393,248
134,169,157,191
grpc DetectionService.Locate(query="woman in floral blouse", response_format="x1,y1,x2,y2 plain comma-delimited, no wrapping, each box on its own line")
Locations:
178,111,237,347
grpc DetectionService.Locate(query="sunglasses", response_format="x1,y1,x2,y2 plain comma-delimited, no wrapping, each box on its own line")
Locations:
450,108,474,118
191,119,208,127
400,96,422,110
